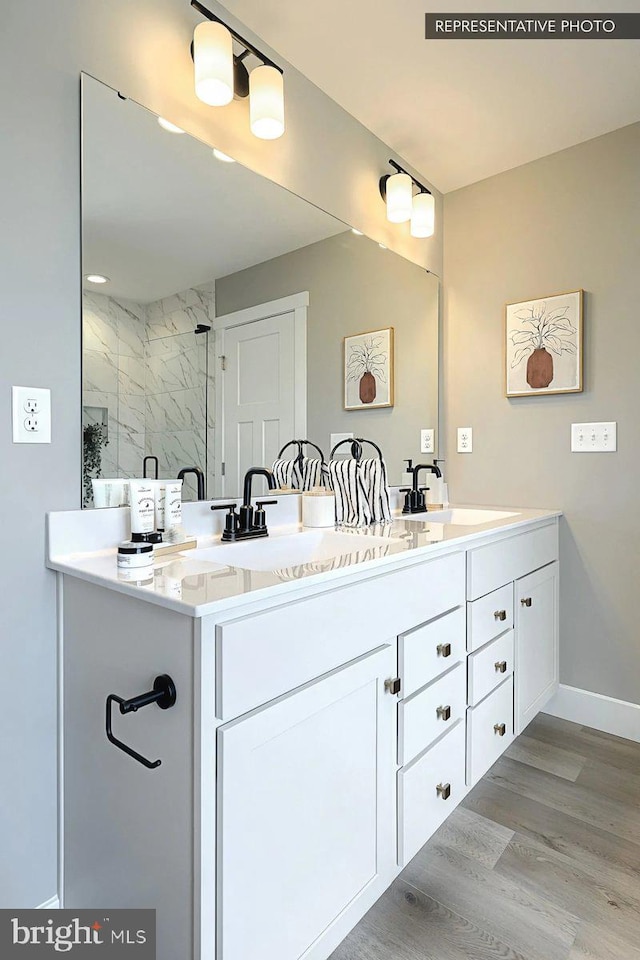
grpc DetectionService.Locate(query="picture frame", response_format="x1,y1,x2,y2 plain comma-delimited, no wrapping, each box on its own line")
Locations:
505,289,583,397
344,327,394,410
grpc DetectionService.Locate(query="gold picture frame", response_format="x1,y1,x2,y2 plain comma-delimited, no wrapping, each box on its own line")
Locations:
344,327,395,410
505,289,583,397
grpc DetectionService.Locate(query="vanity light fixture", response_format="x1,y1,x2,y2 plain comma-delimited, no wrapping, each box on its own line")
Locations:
157,117,185,134
190,0,285,140
213,148,236,162
84,274,110,284
379,160,435,238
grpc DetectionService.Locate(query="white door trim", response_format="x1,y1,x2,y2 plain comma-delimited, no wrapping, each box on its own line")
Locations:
213,294,308,497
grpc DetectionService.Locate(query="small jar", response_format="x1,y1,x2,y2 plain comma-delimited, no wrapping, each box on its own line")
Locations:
117,540,154,570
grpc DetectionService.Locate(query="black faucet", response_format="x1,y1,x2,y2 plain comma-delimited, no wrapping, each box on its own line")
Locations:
143,455,159,480
177,466,205,501
400,459,442,514
211,467,278,542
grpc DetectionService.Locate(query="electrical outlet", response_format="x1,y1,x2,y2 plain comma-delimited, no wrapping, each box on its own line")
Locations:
12,386,51,443
330,432,353,450
571,421,617,452
420,428,435,454
457,427,473,453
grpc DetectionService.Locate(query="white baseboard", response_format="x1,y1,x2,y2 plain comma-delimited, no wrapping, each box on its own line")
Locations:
544,684,640,743
37,895,60,909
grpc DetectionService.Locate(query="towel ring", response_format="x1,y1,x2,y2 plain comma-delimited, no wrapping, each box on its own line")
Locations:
278,439,326,471
329,437,383,462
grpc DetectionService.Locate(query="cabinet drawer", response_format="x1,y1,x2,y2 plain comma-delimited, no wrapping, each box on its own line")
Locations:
399,607,465,698
467,676,514,785
398,662,466,766
216,551,465,719
398,720,466,866
466,583,513,652
468,630,514,707
466,522,558,600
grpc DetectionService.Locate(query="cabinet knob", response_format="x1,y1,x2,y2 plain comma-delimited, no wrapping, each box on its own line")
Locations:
494,609,507,621
494,722,507,737
521,597,532,607
436,704,451,721
384,677,401,695
494,660,508,674
436,782,451,800
436,642,452,658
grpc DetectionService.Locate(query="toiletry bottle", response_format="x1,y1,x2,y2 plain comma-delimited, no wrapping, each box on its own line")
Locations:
128,479,156,541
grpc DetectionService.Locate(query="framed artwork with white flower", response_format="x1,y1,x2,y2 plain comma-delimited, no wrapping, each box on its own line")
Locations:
344,327,394,410
505,290,583,397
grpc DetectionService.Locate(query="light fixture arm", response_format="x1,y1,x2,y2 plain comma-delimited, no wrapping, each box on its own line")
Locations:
190,0,284,75
379,159,432,202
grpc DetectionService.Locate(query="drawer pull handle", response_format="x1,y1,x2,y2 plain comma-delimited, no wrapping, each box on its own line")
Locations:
436,704,451,721
494,609,507,621
494,722,507,737
437,642,452,658
436,782,451,800
521,597,532,607
384,677,401,695
495,660,508,673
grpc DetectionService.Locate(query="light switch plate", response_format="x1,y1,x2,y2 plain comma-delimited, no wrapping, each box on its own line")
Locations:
330,432,353,450
457,427,473,453
571,421,617,452
12,386,51,443
420,428,435,454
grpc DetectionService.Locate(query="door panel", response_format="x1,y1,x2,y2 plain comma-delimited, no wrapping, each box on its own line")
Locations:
217,647,395,960
515,561,559,731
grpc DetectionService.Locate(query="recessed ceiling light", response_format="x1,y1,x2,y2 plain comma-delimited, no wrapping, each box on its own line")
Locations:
351,229,363,236
84,274,110,284
157,117,185,134
212,148,236,163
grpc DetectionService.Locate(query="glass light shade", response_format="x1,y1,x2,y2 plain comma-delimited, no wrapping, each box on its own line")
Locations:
386,172,412,223
193,22,234,107
250,65,285,140
212,148,236,163
157,117,185,134
411,191,435,238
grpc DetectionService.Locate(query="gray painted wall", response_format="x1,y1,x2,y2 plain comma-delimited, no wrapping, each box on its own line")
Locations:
0,0,441,907
216,232,439,482
443,122,640,705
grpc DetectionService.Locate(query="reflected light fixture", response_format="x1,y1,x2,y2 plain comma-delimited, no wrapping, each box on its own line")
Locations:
213,148,236,163
190,1,285,140
84,274,109,284
351,228,363,236
379,160,435,239
157,117,185,134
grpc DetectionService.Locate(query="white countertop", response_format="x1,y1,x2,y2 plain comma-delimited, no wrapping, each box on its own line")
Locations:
47,505,561,618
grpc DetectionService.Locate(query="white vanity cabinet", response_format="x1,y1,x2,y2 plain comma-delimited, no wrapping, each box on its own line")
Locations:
217,646,396,960
57,512,560,960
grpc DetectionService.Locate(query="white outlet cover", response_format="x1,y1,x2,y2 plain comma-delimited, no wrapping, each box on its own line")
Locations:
457,426,473,453
12,386,51,443
330,432,353,451
420,428,435,454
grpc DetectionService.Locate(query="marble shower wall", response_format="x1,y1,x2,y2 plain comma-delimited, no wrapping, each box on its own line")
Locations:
82,283,215,504
83,292,147,490
145,284,215,500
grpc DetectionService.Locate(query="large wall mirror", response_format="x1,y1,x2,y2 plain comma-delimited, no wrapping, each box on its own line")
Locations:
81,75,439,505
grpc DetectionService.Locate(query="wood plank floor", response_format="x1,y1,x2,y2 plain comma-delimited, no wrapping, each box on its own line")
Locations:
330,714,640,960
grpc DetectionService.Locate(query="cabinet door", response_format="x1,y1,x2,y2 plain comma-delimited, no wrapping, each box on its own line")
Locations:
515,561,559,732
217,646,396,960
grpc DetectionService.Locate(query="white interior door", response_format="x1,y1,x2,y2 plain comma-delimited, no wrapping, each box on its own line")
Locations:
224,311,295,496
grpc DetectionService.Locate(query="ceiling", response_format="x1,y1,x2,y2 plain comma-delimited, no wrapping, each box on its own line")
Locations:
223,0,640,193
83,77,345,302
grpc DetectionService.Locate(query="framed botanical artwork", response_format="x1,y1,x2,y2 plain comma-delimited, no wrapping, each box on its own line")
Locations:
505,289,583,397
344,327,394,410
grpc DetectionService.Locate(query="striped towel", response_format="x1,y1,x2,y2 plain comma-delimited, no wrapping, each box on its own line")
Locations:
359,458,392,523
301,457,325,491
328,459,371,526
272,458,303,490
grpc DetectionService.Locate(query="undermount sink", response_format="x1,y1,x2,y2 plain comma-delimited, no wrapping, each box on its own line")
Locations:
188,530,398,571
409,508,520,526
